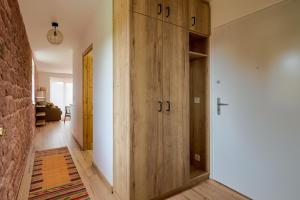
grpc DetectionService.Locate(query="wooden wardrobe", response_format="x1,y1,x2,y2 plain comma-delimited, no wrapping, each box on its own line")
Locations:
114,0,210,200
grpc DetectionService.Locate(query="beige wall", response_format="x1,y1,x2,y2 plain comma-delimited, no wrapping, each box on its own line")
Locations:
72,0,113,185
37,71,72,102
210,0,284,28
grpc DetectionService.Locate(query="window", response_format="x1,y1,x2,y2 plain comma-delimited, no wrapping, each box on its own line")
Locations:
50,77,73,111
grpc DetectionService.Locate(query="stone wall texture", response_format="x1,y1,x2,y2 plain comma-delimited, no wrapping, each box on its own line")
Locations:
0,0,34,199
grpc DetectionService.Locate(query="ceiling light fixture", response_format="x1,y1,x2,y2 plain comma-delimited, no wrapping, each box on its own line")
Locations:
47,22,63,45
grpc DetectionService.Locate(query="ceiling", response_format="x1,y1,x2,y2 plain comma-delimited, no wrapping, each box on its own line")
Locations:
210,0,284,28
18,0,100,74
18,0,284,74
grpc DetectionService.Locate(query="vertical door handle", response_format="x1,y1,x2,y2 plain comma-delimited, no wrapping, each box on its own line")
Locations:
158,101,163,112
192,17,196,26
166,6,170,18
166,101,171,112
217,98,229,115
158,3,162,15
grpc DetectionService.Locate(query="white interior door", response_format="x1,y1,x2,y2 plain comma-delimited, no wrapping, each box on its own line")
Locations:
211,1,300,199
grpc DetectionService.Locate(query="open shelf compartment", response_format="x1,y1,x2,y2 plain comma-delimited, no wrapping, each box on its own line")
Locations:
189,32,209,179
189,32,209,55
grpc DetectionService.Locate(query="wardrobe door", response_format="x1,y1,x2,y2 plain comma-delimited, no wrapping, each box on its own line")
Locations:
133,0,163,20
189,0,210,35
131,13,163,200
163,0,187,27
161,22,189,194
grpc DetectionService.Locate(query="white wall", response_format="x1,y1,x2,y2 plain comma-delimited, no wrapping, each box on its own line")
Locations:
211,0,300,199
210,0,284,28
72,0,113,185
37,71,72,102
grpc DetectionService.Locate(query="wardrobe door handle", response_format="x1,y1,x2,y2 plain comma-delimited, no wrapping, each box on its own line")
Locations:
166,101,171,112
166,6,170,18
158,3,162,15
192,17,196,26
158,101,163,112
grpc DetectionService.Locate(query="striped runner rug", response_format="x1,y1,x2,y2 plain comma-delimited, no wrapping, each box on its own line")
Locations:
28,147,90,200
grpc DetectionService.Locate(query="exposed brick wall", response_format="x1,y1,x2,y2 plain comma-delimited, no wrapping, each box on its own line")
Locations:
0,0,34,199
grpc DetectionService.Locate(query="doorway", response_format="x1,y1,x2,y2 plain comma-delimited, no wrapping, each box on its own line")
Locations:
83,45,93,150
50,77,73,112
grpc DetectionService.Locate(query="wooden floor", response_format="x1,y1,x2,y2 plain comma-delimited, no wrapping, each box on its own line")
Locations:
17,121,248,200
17,121,115,200
167,180,249,200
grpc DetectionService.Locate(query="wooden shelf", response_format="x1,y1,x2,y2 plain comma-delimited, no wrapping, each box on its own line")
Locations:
189,51,208,60
189,171,209,183
36,112,46,117
36,120,46,126
190,165,206,179
36,104,46,108
189,31,209,39
35,96,46,126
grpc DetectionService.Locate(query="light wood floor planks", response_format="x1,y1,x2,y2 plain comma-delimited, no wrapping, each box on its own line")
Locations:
17,121,249,200
168,180,249,200
17,122,115,200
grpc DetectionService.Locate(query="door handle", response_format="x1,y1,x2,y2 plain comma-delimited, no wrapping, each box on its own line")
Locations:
166,101,171,112
217,98,229,115
158,3,162,15
166,6,170,18
192,17,196,26
158,101,163,112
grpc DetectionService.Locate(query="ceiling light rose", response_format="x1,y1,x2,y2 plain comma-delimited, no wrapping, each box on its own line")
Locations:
47,22,63,45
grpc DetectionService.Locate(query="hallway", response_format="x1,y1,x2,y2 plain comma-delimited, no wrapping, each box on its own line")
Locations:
2,0,299,199
17,122,115,200
16,122,247,200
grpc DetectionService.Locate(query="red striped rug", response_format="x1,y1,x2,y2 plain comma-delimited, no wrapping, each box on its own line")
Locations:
28,147,90,200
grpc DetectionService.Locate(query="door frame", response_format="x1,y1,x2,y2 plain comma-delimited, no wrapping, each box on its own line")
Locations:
82,44,93,151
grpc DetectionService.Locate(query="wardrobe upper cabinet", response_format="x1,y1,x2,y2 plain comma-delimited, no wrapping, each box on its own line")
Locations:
132,0,163,20
133,0,187,28
163,0,187,27
189,0,210,35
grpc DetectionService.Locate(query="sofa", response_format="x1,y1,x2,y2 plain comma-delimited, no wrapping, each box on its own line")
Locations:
45,103,62,122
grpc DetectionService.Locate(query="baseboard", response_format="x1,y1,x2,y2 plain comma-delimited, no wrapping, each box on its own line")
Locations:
72,134,83,150
17,143,35,200
92,161,114,194
211,179,251,200
112,190,125,200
